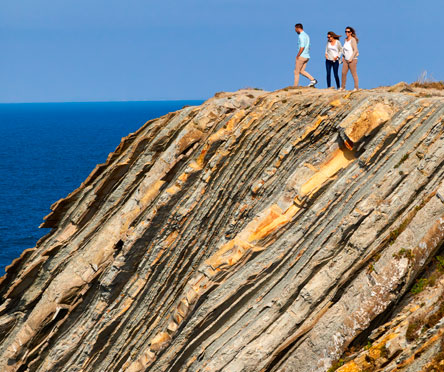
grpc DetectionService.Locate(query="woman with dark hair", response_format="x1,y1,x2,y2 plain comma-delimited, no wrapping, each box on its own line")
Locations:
325,31,342,89
340,26,359,91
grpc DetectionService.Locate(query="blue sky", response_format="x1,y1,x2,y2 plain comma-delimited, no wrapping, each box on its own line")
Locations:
1,0,443,102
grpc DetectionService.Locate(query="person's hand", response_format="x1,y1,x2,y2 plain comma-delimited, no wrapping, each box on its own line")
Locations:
296,56,300,60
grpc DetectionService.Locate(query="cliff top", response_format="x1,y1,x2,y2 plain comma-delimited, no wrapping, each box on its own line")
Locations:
0,84,443,372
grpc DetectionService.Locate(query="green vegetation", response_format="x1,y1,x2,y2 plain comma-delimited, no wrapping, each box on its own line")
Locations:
367,253,382,274
411,278,428,294
409,253,444,295
388,220,411,246
394,153,409,168
327,359,345,372
436,256,444,272
393,248,414,260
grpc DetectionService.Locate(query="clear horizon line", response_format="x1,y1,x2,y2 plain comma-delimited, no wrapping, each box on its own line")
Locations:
0,98,206,104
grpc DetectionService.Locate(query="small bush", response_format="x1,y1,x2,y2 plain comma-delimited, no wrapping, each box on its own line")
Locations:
394,154,409,168
327,359,345,372
393,248,414,260
411,71,444,90
411,81,444,90
428,273,437,287
388,219,412,246
436,256,444,272
411,278,428,294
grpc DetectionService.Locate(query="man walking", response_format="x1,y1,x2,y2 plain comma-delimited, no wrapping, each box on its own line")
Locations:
294,23,318,87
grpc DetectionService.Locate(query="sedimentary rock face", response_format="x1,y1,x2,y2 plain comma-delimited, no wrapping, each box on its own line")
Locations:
0,86,443,372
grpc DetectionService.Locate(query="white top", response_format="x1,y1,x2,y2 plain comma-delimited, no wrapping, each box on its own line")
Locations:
343,39,357,60
326,40,342,61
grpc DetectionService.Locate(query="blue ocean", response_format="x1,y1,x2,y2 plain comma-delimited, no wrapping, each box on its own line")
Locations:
0,100,203,273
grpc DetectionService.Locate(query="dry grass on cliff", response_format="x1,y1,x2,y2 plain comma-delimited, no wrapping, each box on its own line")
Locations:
410,81,444,90
410,71,444,90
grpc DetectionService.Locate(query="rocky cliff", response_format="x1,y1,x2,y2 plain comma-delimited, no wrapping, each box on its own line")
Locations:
0,84,444,372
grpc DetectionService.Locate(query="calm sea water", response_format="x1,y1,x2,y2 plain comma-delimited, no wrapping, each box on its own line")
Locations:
0,100,203,273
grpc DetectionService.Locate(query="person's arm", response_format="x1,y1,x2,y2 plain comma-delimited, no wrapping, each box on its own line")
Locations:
349,38,359,61
297,34,307,59
297,47,305,59
337,41,343,61
325,43,329,59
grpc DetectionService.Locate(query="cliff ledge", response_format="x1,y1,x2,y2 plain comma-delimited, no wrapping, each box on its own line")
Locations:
0,84,444,372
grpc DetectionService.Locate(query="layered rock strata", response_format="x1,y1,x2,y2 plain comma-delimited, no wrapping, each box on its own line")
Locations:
0,86,443,372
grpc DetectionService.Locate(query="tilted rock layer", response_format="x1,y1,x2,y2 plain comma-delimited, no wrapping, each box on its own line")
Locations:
1,86,444,372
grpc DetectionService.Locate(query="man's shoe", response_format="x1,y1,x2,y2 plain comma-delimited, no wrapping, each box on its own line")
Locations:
308,79,318,87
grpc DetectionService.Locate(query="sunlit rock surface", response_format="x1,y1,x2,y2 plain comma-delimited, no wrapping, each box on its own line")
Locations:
0,85,443,371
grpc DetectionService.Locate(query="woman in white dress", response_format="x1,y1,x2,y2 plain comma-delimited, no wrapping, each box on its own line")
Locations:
325,31,343,89
341,26,359,91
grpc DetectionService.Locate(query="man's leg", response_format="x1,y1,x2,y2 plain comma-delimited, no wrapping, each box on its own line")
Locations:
294,57,303,86
299,58,314,81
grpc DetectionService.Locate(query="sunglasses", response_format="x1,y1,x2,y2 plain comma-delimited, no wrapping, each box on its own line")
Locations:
345,30,351,33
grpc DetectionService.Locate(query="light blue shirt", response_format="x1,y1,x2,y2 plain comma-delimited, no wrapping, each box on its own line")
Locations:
298,31,310,59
